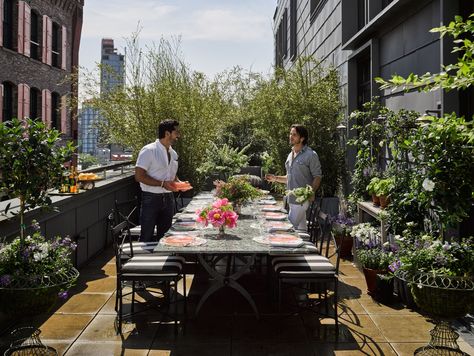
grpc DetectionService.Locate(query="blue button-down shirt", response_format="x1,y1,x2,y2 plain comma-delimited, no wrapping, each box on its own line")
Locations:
285,145,322,204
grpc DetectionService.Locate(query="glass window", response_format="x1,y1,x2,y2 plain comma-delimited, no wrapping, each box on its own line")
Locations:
3,0,14,49
29,87,41,120
30,10,41,60
2,82,15,121
51,22,61,68
51,92,60,129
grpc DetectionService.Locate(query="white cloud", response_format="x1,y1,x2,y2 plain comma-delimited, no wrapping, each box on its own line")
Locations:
82,1,272,43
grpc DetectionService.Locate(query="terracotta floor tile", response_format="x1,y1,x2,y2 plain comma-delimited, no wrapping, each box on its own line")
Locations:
149,343,231,356
312,342,396,355
338,264,363,278
338,298,367,316
65,341,149,355
232,315,308,344
340,278,368,296
370,314,434,343
35,314,94,340
358,295,418,315
338,315,388,343
56,293,110,314
80,262,117,277
152,316,232,345
72,276,117,294
233,342,315,356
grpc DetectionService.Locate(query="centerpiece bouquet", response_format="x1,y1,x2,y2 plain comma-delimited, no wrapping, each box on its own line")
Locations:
196,198,239,235
213,176,262,210
287,185,314,204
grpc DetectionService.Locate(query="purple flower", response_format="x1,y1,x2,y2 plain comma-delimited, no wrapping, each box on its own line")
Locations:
58,291,69,300
0,275,12,286
388,260,401,273
31,220,41,232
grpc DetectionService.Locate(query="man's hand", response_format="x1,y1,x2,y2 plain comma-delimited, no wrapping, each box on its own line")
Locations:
163,181,179,192
265,174,276,182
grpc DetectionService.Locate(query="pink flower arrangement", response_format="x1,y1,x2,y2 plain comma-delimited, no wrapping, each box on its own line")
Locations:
196,198,239,229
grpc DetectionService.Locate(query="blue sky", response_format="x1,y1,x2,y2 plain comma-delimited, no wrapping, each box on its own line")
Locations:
79,0,277,90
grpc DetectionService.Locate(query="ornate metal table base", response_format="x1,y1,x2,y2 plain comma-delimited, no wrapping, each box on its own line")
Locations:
196,253,258,318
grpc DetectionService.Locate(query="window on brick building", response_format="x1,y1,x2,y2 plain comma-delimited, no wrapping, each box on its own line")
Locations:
51,91,60,129
2,0,14,49
357,0,369,30
2,81,15,121
51,22,61,68
30,87,41,120
30,10,41,60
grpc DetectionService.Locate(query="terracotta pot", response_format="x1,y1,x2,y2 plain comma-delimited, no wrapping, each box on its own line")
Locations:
362,267,386,296
371,194,380,206
335,234,353,259
379,195,390,209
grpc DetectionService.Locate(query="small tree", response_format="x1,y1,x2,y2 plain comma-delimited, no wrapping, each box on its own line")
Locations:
0,118,74,244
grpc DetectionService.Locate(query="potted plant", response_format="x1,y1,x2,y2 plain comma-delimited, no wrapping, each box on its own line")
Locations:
373,177,394,209
330,214,355,259
350,223,381,266
375,273,395,304
213,175,262,213
366,177,380,206
356,246,394,297
0,118,78,316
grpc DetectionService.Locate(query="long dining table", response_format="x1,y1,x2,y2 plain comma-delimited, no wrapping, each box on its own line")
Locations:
152,192,317,318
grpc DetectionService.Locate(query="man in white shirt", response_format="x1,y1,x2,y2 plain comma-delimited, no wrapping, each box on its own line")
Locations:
265,124,322,230
135,120,180,241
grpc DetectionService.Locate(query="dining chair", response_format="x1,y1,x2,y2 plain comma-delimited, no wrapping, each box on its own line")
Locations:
272,212,340,335
110,216,187,334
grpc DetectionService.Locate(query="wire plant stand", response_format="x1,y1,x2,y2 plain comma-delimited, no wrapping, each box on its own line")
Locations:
396,270,474,355
3,327,57,356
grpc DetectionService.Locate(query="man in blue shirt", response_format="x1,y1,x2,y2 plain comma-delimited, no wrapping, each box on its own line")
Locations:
265,124,322,230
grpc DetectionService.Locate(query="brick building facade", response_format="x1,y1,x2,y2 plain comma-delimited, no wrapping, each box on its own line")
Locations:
0,0,83,140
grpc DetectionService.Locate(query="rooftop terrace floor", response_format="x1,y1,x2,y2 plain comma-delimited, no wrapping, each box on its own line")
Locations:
1,249,473,356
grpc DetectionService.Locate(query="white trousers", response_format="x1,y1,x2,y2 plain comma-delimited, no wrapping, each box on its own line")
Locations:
288,202,310,231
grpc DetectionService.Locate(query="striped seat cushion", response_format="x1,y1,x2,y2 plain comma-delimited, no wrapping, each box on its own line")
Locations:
273,255,336,277
129,225,157,237
121,255,184,274
120,241,158,255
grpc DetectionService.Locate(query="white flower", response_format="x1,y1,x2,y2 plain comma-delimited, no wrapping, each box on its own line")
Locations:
350,111,358,118
383,241,389,248
362,140,369,146
33,251,48,261
394,235,402,241
422,178,435,192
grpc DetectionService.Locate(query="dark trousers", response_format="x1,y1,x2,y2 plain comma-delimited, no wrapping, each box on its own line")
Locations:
140,191,174,242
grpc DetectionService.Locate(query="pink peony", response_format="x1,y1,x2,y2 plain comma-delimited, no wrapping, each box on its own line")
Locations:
212,198,229,209
208,208,225,227
223,210,238,228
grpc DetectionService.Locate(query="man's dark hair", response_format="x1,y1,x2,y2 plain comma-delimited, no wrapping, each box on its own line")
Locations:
158,120,179,139
291,124,308,145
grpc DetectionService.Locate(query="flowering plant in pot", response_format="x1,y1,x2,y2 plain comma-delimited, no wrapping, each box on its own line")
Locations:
357,245,395,297
213,175,262,212
0,118,78,315
329,214,355,259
